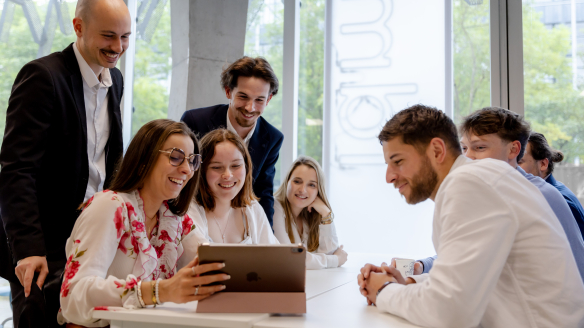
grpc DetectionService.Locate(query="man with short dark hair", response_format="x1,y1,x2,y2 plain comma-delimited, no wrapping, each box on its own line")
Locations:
0,0,130,326
181,57,283,227
358,104,584,327
520,131,584,239
414,108,584,283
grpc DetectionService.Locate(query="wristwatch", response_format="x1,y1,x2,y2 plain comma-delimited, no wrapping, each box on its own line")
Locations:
376,281,394,297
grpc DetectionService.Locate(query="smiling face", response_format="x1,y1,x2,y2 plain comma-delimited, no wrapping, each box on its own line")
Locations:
226,76,273,128
382,138,438,205
205,141,247,203
73,0,131,74
460,132,521,167
142,134,195,203
286,165,319,214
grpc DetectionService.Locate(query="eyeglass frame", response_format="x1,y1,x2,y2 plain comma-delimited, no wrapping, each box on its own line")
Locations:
158,148,202,172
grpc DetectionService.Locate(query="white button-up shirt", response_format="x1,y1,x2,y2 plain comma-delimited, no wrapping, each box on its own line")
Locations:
376,156,584,328
226,110,256,146
73,42,111,202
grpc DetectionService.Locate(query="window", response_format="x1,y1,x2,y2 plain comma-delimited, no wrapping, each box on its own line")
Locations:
523,0,584,204
131,0,172,137
325,0,490,257
0,0,78,148
298,0,325,163
245,0,285,186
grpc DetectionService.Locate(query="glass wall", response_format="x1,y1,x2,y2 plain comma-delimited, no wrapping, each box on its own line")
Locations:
131,0,172,137
244,0,284,185
326,0,490,258
298,0,325,163
0,0,78,148
523,0,584,204
453,0,491,123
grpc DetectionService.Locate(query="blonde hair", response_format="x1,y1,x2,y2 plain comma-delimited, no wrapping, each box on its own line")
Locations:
274,156,332,252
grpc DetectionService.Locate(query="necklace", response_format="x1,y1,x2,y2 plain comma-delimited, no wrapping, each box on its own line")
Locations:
211,208,233,242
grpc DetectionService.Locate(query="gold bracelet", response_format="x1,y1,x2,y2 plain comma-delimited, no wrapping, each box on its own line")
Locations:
151,280,157,307
321,212,334,225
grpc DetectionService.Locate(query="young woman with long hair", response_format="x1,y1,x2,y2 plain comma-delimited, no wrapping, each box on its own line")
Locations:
184,129,278,245
58,120,229,327
273,156,347,269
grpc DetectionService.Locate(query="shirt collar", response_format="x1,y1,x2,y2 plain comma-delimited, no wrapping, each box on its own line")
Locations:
73,42,112,88
448,155,473,174
516,165,528,177
226,109,256,144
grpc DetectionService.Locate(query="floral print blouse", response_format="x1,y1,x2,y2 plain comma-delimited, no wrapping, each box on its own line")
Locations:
57,190,195,327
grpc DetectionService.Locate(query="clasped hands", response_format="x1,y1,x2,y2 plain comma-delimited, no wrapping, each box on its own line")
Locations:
357,259,418,306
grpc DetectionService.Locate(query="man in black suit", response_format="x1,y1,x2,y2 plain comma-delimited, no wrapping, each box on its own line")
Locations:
0,0,130,326
181,57,283,227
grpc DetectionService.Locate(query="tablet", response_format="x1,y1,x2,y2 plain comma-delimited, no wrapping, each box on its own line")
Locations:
198,243,306,292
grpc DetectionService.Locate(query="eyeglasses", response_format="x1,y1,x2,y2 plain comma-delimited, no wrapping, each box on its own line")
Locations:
158,148,202,172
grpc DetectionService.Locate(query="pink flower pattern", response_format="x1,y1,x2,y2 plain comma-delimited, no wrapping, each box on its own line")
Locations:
159,230,172,242
61,244,86,298
181,215,195,236
60,190,191,308
118,231,129,254
113,207,124,238
131,220,145,232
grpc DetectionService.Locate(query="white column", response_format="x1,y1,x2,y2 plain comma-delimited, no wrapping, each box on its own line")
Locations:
281,0,300,182
168,0,248,120
120,0,137,150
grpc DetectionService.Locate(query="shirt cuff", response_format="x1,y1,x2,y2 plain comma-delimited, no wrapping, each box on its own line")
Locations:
408,273,429,284
326,254,338,268
375,281,406,313
417,256,435,274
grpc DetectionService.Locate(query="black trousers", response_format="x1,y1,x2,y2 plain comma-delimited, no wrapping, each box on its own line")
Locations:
9,259,66,328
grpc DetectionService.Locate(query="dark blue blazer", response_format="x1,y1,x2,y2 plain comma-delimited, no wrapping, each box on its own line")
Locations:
181,104,283,227
547,174,584,239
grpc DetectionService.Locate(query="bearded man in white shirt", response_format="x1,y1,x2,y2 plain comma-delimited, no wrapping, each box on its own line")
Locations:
357,104,584,328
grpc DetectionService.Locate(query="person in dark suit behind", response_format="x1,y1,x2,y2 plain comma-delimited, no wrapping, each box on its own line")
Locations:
181,57,284,227
0,0,130,326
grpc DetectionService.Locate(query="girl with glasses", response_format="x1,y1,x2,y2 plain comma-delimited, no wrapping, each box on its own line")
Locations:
273,156,347,269
182,129,278,247
58,120,229,327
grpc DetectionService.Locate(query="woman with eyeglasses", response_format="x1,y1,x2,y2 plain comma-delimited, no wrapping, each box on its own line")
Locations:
58,120,229,327
181,129,278,248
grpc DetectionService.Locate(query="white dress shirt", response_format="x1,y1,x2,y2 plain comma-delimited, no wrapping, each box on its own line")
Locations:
273,201,340,269
73,42,111,202
226,110,256,146
376,156,584,328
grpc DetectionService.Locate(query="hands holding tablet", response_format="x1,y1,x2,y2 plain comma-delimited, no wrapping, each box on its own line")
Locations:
156,257,230,304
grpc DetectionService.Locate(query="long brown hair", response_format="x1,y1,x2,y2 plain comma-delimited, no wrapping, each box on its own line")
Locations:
109,119,200,216
274,156,332,252
195,129,257,211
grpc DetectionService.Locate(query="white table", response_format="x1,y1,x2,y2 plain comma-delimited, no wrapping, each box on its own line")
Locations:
94,253,420,328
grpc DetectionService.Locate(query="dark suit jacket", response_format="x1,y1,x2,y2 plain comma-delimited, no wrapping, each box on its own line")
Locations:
0,43,124,280
181,104,283,227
